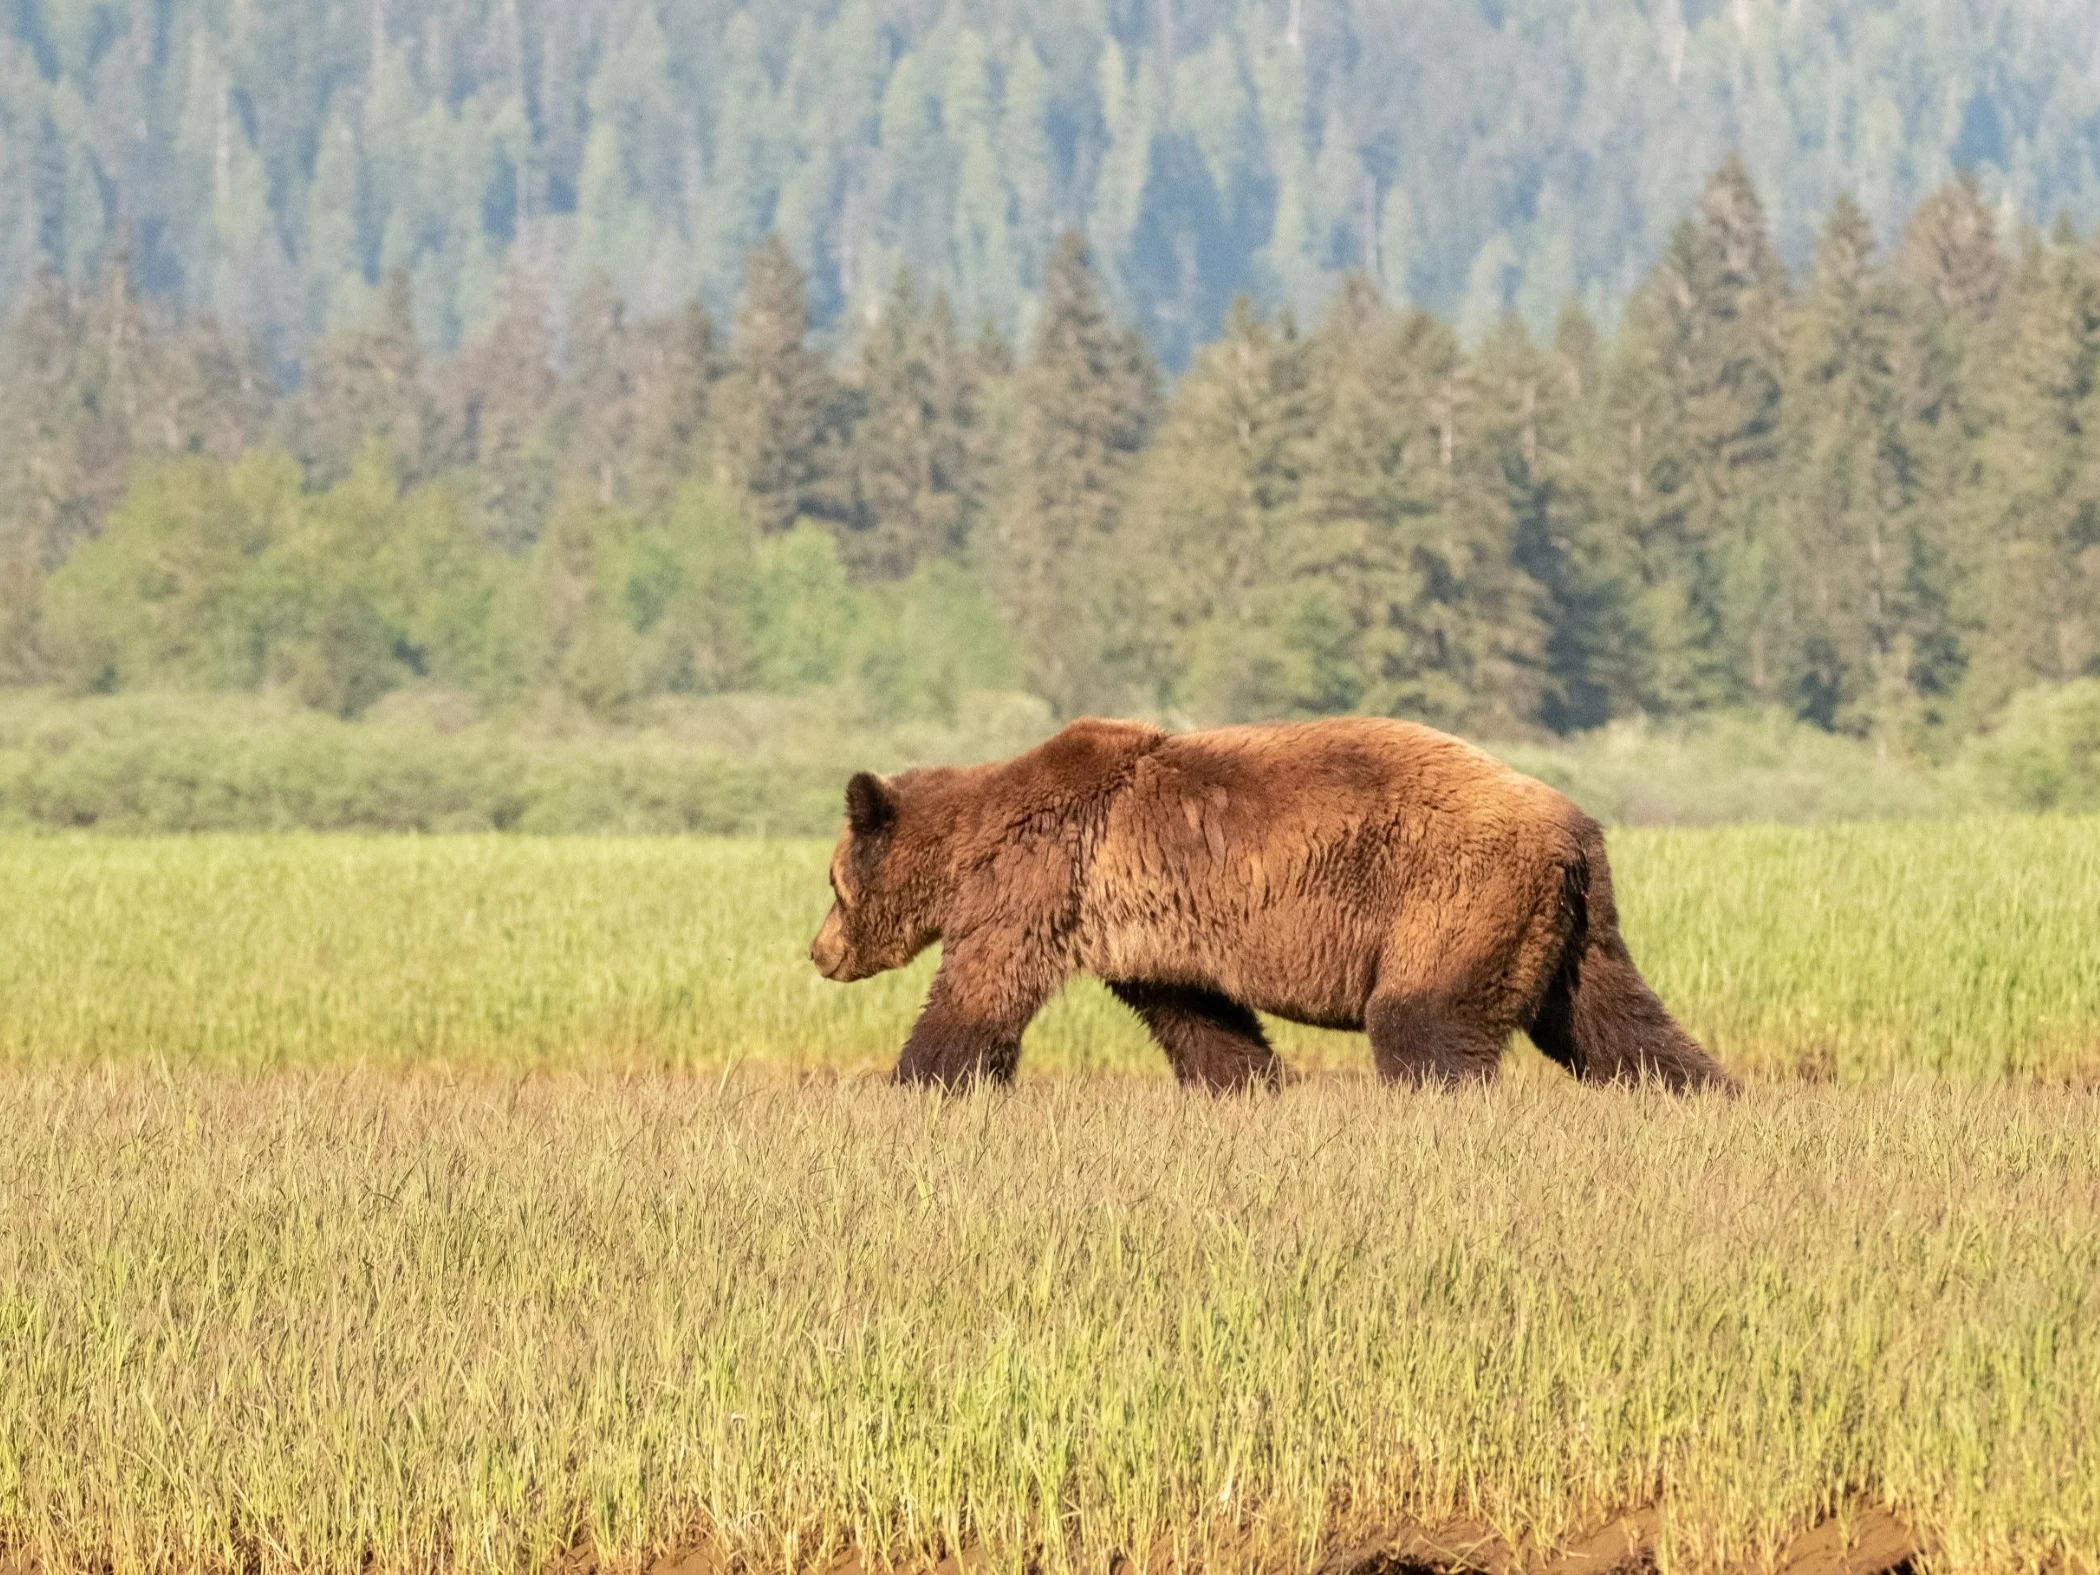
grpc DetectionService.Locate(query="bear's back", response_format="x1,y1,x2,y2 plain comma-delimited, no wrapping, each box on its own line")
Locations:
1146,715,1567,829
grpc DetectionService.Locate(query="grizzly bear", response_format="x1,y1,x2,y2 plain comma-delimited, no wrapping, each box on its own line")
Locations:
808,716,1735,1092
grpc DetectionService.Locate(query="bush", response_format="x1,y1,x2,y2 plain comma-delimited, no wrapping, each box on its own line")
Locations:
1495,709,1964,826
1957,679,2100,813
0,692,838,835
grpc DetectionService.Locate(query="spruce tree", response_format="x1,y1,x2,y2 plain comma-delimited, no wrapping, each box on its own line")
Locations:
625,301,719,518
1898,175,2004,319
290,268,432,487
1957,223,2100,711
1895,176,2002,678
998,231,1160,714
439,260,559,551
1482,304,1637,732
1592,224,1714,715
1131,293,1315,719
847,271,983,579
1777,195,1940,746
1596,158,1791,714
1683,154,1791,705
714,235,844,535
1293,277,1542,731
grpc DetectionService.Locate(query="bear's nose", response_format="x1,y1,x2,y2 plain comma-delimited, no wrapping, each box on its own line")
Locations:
809,913,849,979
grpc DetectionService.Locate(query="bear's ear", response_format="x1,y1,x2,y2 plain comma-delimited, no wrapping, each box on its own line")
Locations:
845,771,898,836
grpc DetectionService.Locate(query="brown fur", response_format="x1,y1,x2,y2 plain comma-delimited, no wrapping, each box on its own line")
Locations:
808,716,1736,1093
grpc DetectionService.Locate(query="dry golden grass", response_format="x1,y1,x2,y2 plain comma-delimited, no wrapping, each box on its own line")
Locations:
2,821,2097,1575
1,1071,2096,1575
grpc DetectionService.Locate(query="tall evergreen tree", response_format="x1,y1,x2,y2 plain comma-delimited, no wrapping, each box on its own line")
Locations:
1898,175,2004,319
1293,277,1543,731
561,273,640,508
1683,154,1792,704
624,301,719,518
440,260,559,551
1597,157,1791,713
1957,224,2100,711
1776,195,1948,746
1131,294,1316,719
1895,176,2002,655
0,273,108,567
847,272,985,580
1481,304,1639,731
290,268,432,487
998,232,1160,714
714,235,844,535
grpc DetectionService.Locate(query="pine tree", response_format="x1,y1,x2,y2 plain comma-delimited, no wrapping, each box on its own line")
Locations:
1130,293,1316,719
998,232,1160,714
714,235,844,535
1294,276,1542,730
290,268,431,487
439,260,558,551
1777,195,1940,745
625,301,719,518
1956,224,2100,711
1484,303,1638,731
847,271,984,580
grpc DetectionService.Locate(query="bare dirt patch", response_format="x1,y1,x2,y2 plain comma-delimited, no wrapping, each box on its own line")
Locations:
1317,1505,1916,1575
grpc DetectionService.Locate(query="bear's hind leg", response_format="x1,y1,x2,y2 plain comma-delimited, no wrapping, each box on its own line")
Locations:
1109,982,1282,1092
1365,990,1505,1085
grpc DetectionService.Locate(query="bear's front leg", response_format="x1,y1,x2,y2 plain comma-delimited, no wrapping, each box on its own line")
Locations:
892,937,1063,1088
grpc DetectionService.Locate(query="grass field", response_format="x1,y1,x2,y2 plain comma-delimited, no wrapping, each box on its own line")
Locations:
2,820,2098,1575
0,820,2095,1082
1,1072,2095,1575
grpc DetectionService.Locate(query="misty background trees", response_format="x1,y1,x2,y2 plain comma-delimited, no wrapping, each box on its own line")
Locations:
1,0,2098,763
4,155,2098,761
6,0,2100,371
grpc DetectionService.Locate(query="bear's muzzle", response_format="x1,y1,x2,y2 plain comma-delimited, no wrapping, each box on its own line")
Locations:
809,906,852,980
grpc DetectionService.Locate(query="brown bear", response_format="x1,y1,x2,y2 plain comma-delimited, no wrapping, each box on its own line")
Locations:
808,716,1735,1092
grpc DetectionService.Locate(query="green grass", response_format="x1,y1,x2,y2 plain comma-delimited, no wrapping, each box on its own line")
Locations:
3,821,2097,1575
0,1071,2094,1575
0,820,2095,1082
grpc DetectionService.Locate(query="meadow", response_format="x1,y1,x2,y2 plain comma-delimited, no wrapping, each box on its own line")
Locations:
0,821,2095,1082
1,1073,2095,1575
1,821,2098,1575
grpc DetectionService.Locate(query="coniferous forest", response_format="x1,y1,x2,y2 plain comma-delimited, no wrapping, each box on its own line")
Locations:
6,160,2100,757
1,0,2099,793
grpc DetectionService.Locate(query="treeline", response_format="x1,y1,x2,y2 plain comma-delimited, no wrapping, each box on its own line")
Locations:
6,0,2100,370
2,161,2099,751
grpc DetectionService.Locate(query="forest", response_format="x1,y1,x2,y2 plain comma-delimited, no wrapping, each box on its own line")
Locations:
6,0,2100,369
3,151,2099,776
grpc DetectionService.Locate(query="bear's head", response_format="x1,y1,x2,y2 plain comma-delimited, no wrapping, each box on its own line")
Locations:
809,771,944,982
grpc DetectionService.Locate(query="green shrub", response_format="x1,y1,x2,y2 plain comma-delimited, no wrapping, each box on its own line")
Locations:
1958,679,2100,812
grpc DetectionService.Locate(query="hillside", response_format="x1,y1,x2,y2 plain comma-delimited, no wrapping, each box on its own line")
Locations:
5,0,2100,369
